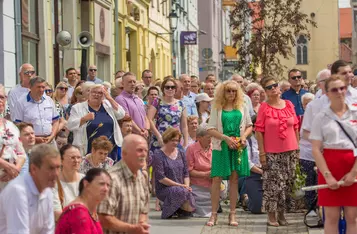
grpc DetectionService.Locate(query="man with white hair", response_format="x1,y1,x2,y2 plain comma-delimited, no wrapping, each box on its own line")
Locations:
8,63,36,121
179,74,198,116
299,69,330,210
231,74,255,117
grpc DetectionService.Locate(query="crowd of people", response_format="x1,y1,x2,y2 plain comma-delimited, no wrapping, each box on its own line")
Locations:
0,59,355,234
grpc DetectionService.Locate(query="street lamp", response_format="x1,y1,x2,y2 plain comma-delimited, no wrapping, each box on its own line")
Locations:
168,10,178,32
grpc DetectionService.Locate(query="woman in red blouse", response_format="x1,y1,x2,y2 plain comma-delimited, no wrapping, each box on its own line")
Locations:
255,77,300,227
55,168,111,234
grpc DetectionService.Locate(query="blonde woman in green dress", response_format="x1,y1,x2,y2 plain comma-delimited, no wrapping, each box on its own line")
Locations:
206,80,253,226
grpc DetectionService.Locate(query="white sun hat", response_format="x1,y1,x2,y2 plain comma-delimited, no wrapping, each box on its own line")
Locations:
195,93,214,103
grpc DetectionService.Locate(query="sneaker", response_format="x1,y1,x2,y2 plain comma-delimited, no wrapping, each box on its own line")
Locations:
307,210,317,217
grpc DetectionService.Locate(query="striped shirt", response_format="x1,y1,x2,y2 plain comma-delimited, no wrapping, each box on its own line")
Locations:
97,160,149,234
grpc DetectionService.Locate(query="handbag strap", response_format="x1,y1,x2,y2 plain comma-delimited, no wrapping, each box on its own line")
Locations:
335,120,357,148
57,178,65,209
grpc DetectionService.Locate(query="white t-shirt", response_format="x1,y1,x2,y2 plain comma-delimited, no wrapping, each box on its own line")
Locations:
310,105,357,150
299,95,330,161
52,173,85,212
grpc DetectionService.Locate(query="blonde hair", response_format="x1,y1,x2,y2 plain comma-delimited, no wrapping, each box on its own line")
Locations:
213,80,244,110
162,128,182,144
187,116,198,125
53,81,68,100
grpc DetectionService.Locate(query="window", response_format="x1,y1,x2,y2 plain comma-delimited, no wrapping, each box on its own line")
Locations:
21,0,39,70
296,35,308,65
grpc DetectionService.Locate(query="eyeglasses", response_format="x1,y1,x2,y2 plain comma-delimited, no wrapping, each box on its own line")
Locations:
329,86,346,93
45,89,53,93
67,156,82,161
265,83,279,90
89,69,97,72
164,85,176,90
57,87,68,91
91,91,103,96
226,89,237,93
291,76,302,80
24,70,35,76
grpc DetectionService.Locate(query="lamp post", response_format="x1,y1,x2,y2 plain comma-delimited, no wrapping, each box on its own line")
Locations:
219,49,226,81
168,10,178,77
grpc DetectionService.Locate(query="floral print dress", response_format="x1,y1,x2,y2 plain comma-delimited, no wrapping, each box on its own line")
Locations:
148,98,184,166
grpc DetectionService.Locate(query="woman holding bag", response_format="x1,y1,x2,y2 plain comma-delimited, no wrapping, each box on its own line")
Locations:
310,75,357,234
206,80,252,226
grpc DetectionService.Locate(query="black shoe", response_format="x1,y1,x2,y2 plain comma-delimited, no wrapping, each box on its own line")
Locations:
177,208,193,218
217,205,223,213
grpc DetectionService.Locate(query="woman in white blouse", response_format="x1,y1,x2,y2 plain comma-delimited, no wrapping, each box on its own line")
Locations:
310,75,357,234
0,84,26,192
53,144,84,221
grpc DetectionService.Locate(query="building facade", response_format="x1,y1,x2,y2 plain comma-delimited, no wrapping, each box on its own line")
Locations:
198,0,231,81
280,0,339,80
172,0,199,77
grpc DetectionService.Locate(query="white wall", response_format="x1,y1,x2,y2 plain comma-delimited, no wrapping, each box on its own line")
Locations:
1,0,16,90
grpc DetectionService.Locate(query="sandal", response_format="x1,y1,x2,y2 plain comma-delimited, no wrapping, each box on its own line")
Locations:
228,211,238,226
155,199,161,211
206,212,218,226
242,195,249,211
267,221,279,227
278,212,288,226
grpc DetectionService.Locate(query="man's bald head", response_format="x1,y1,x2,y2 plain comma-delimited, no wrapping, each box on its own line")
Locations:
231,74,244,86
122,134,148,172
19,63,35,87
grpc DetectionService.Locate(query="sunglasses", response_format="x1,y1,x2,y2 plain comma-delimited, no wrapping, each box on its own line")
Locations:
57,87,68,91
164,85,176,90
89,69,97,72
265,83,279,90
24,70,35,75
329,86,346,93
226,89,237,93
45,89,53,93
291,76,302,80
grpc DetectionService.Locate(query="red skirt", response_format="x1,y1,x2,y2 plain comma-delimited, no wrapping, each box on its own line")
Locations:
318,149,357,206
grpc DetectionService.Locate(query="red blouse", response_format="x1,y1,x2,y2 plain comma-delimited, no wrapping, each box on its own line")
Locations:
55,204,103,234
254,100,299,153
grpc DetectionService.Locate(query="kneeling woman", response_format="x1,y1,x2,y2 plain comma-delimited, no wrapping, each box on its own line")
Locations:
186,125,213,217
310,75,357,234
207,80,253,226
153,128,195,219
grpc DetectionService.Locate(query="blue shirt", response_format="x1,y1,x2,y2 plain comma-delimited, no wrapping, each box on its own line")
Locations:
182,92,198,116
281,88,308,116
86,76,103,84
86,105,115,153
20,153,29,175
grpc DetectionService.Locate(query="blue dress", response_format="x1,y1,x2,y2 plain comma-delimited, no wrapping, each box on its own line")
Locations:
86,105,118,161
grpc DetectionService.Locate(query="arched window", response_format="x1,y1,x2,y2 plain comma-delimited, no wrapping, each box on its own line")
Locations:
296,35,308,65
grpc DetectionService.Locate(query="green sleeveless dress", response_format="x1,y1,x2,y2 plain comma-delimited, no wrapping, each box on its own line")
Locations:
211,109,250,179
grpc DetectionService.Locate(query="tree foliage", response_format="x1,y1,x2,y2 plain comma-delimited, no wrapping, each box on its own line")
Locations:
230,0,317,80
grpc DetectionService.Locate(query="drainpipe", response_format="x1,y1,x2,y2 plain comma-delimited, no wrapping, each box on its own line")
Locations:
14,0,22,82
115,0,120,71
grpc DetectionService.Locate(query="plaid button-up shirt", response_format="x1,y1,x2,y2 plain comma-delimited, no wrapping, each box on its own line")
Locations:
98,160,149,234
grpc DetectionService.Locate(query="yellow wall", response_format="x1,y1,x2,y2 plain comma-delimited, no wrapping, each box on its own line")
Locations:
279,0,339,80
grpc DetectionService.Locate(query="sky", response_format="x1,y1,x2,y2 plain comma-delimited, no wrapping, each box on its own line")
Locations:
339,0,351,8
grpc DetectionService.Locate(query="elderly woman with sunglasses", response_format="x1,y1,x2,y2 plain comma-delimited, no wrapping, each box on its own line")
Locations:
255,77,299,227
310,75,357,234
206,80,252,227
67,84,125,161
53,82,70,132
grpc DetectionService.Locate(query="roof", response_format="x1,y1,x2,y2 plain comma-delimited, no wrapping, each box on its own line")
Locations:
340,8,352,39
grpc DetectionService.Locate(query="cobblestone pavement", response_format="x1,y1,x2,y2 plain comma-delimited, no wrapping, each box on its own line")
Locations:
148,198,315,234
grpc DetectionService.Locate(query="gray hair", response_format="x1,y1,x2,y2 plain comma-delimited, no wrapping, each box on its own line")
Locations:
316,69,331,82
301,93,315,103
29,144,60,168
90,84,103,91
179,74,190,81
29,76,46,87
196,124,209,138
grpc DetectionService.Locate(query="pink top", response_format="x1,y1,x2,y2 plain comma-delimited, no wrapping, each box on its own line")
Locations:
255,100,299,153
186,141,212,188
